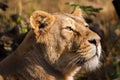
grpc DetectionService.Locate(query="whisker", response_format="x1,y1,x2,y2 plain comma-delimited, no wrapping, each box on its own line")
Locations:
69,55,81,67
70,56,83,68
64,53,85,72
63,54,80,71
68,55,85,73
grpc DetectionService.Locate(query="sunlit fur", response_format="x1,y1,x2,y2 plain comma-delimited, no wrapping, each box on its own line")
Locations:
0,10,102,80
30,10,102,79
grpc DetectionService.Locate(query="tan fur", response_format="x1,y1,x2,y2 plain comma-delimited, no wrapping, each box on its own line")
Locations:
0,9,102,80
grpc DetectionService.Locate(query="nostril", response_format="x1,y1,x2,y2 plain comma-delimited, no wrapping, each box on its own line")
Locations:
88,39,96,45
88,39,100,45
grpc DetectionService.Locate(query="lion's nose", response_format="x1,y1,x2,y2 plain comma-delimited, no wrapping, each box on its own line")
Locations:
88,39,100,46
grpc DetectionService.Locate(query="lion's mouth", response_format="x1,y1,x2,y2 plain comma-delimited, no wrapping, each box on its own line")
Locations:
76,46,100,66
84,54,97,63
76,54,97,66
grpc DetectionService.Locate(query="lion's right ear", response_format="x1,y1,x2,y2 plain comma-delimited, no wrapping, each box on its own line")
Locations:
30,10,55,30
72,8,83,17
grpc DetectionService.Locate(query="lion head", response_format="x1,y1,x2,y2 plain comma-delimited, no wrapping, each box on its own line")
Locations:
30,9,102,77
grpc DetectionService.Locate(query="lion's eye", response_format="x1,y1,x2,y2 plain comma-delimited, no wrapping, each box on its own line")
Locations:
66,26,73,31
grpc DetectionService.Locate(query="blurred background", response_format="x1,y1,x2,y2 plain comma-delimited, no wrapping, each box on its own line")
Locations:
0,0,120,80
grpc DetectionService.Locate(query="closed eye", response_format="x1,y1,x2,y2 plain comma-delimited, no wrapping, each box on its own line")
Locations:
65,26,80,35
66,26,73,31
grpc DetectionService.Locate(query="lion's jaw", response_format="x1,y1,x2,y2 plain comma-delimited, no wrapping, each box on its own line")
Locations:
81,43,101,71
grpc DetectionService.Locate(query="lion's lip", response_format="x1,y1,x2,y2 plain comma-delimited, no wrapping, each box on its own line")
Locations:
76,57,86,65
84,47,99,62
85,54,97,62
77,54,97,66
76,53,97,66
76,46,100,66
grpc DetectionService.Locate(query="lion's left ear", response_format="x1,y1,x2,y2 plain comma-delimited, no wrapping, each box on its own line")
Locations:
72,8,83,17
30,10,55,30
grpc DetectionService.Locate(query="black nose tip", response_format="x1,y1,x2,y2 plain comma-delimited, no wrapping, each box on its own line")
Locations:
88,39,100,45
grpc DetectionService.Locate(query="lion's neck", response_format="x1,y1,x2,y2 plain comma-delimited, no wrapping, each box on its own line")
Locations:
0,44,64,80
0,31,64,80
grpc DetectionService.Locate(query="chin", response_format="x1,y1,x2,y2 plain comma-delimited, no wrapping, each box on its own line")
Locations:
82,55,101,71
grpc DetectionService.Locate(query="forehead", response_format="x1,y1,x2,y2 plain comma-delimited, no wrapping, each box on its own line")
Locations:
53,13,87,28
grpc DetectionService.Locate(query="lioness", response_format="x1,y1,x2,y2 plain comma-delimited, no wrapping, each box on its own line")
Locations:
0,9,102,80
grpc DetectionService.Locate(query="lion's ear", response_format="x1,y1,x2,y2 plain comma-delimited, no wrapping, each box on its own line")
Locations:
72,8,83,17
30,10,55,30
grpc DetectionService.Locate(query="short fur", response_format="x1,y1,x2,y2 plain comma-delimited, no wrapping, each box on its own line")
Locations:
0,9,102,80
